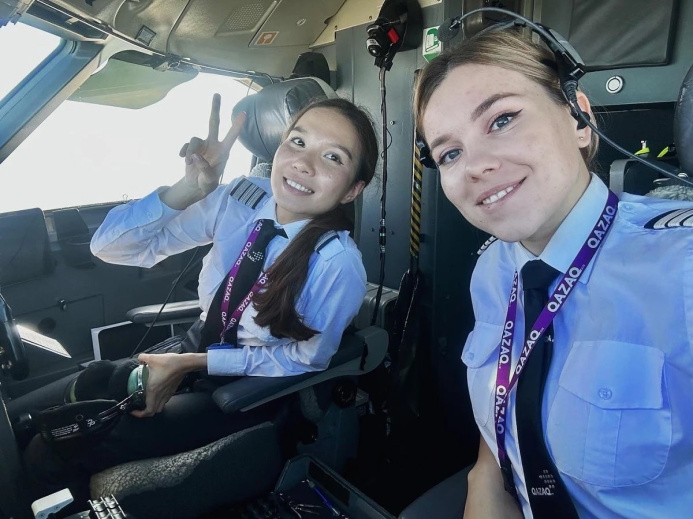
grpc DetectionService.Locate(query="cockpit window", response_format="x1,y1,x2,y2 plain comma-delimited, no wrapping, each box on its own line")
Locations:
0,22,61,102
1,67,253,212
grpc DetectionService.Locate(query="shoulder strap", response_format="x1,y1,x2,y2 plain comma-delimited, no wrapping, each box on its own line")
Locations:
229,178,268,209
315,231,339,253
644,208,693,229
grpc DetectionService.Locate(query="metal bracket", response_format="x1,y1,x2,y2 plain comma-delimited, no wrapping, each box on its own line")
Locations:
0,0,34,28
153,54,185,72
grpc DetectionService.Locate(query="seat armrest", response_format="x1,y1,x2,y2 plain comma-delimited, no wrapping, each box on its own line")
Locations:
398,464,473,519
212,372,314,414
126,300,201,325
212,326,388,414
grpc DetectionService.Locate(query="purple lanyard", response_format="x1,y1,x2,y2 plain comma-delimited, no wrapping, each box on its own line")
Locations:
494,191,618,464
218,220,269,342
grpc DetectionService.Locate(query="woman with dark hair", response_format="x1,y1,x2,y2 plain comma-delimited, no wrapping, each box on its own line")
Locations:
415,28,693,519
18,94,379,506
89,95,378,416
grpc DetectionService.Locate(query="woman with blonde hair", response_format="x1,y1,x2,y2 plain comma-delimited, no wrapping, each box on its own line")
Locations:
415,27,693,519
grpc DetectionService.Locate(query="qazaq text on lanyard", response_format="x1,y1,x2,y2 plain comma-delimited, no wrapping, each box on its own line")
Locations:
218,220,270,345
494,191,619,479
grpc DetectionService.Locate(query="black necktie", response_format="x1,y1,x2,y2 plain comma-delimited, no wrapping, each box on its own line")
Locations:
199,219,285,350
515,260,579,518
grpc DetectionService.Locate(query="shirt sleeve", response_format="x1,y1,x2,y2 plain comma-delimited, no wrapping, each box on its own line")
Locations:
206,241,367,376
90,181,238,268
686,234,693,356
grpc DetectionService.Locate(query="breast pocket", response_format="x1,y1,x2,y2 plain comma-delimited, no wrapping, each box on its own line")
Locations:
547,341,671,487
462,322,504,429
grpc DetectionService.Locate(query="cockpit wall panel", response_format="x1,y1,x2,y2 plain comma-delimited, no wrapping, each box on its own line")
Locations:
52,0,347,78
332,2,482,461
543,0,693,107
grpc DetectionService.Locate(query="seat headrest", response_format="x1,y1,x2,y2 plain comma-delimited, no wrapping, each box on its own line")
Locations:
674,63,693,174
232,77,337,162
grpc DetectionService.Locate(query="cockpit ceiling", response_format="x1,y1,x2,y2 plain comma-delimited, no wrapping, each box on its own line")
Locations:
45,0,441,78
44,0,344,76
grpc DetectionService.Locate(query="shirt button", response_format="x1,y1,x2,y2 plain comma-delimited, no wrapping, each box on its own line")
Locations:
465,352,475,362
146,211,153,219
598,387,613,400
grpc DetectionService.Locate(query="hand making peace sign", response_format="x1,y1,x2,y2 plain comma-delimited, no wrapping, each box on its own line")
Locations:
178,93,247,197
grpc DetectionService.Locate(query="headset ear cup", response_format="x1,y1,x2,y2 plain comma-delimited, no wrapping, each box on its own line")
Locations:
415,137,437,169
71,360,118,402
577,114,589,130
108,359,140,402
569,106,590,130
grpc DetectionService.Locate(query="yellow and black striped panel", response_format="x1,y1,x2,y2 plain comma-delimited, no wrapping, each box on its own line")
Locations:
409,144,423,258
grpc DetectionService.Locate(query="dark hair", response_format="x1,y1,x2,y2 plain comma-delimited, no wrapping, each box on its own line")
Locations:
414,28,599,170
253,97,378,341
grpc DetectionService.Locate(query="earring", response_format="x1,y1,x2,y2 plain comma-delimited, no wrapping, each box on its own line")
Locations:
579,136,585,140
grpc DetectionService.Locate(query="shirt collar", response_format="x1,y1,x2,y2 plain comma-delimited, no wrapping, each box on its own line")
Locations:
512,173,609,284
253,196,310,241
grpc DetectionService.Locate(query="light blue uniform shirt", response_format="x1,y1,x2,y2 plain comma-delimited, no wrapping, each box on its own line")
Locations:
91,176,367,377
462,175,693,518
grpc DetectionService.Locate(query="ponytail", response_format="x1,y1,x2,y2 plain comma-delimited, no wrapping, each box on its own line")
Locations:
252,206,354,340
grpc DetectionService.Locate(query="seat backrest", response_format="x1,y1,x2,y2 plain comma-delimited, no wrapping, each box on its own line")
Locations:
609,158,674,196
233,77,337,163
610,62,693,197
0,208,53,286
674,62,693,175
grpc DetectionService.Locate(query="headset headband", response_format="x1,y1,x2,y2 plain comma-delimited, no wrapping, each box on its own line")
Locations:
36,367,147,443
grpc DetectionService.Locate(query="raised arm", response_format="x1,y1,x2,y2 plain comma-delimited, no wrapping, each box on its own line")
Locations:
162,94,246,210
464,437,523,519
91,95,246,266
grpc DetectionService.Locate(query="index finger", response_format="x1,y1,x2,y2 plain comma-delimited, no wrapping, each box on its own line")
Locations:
221,111,247,151
207,93,222,142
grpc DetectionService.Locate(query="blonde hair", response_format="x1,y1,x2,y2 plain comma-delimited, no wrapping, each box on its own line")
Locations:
414,28,598,169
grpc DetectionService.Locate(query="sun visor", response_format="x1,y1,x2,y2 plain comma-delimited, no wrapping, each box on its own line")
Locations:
68,52,197,109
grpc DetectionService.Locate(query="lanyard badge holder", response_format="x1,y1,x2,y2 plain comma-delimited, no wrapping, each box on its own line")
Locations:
494,192,618,506
36,365,148,443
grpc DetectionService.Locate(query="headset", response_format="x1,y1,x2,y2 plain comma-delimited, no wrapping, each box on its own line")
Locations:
33,364,147,443
416,7,693,188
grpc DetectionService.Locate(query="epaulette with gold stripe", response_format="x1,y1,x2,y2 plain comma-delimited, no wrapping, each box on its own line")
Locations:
644,208,693,229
